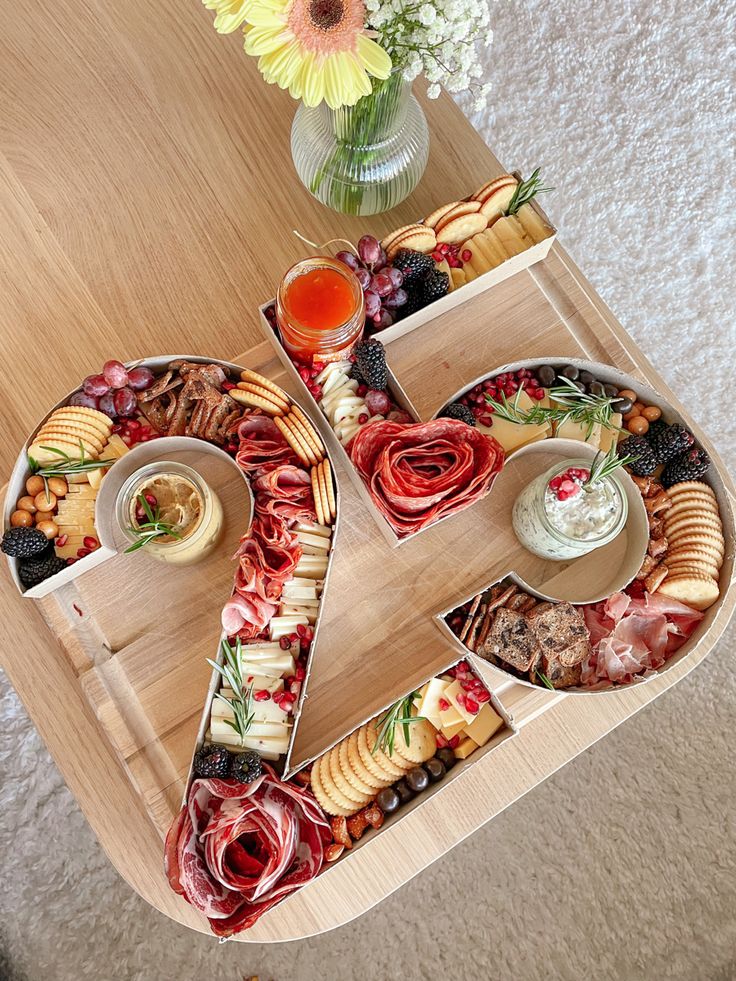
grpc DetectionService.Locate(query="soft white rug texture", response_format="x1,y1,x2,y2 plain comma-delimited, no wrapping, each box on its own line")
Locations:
1,1,734,979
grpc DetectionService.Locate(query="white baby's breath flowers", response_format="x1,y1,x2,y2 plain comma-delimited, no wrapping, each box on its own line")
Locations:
369,0,493,107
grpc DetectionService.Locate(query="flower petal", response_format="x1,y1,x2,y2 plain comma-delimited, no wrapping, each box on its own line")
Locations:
355,34,392,79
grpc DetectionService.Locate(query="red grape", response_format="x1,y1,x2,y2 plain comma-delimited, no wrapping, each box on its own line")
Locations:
364,290,381,318
114,387,137,417
103,359,129,389
385,288,408,308
358,235,381,266
83,374,110,397
387,267,403,289
373,247,388,272
69,390,99,409
98,391,117,418
336,250,360,272
370,272,393,298
127,366,155,391
355,268,371,290
377,309,393,329
365,389,391,415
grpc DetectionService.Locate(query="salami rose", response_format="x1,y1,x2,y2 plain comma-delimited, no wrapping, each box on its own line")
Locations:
165,767,331,936
350,418,504,536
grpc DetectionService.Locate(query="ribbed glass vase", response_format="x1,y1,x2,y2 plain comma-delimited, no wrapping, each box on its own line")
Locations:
291,72,429,216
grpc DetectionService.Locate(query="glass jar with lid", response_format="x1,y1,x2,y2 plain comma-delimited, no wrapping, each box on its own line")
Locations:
512,458,628,561
276,256,365,364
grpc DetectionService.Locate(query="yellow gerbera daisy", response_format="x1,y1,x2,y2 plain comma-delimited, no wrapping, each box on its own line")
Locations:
240,0,392,109
203,0,250,34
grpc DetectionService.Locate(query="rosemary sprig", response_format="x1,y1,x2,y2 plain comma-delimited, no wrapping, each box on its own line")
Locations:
536,670,555,691
485,377,623,441
207,637,256,742
28,441,111,477
373,691,426,757
505,168,554,216
124,494,182,553
583,444,637,491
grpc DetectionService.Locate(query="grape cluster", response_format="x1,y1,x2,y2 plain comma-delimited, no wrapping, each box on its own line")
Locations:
336,236,407,332
70,360,154,420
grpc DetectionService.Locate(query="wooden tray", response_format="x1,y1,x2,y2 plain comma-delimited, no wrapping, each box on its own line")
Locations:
3,244,735,943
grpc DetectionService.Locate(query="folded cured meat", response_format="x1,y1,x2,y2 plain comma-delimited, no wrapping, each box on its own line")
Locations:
350,419,504,536
165,767,331,936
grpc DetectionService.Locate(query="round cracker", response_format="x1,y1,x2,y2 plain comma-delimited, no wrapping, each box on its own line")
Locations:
319,753,363,814
665,497,719,520
54,406,112,433
339,737,376,796
230,388,284,415
434,200,482,234
472,175,517,201
310,756,352,816
381,223,423,252
322,457,336,520
391,717,437,764
665,546,723,569
436,213,488,245
328,747,373,806
240,368,290,404
665,511,722,532
666,532,725,558
657,574,720,611
309,465,326,525
665,519,723,544
386,228,437,259
237,382,290,412
274,415,312,466
666,480,715,499
357,725,403,781
424,201,461,229
38,421,105,449
347,731,393,788
37,430,101,455
364,723,411,777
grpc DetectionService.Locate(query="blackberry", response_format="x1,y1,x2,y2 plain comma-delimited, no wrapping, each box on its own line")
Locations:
1,526,52,559
230,750,263,784
661,448,711,489
439,403,476,426
392,249,434,285
421,269,449,305
649,423,695,464
619,434,658,477
400,288,425,318
354,338,387,390
193,743,231,779
643,418,668,443
18,553,66,589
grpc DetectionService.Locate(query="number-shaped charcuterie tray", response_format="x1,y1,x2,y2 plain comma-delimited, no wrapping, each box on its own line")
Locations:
3,245,734,940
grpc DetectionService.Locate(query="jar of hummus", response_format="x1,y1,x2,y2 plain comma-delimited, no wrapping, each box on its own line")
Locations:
116,461,223,566
512,458,627,561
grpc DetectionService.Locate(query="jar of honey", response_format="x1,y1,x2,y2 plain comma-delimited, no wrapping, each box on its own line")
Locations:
276,256,365,363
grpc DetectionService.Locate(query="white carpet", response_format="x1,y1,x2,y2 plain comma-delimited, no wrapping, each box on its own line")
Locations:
2,1,735,979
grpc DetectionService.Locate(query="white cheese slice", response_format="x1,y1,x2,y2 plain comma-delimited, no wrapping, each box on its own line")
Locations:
293,521,332,539
296,531,331,552
417,677,451,728
269,616,309,640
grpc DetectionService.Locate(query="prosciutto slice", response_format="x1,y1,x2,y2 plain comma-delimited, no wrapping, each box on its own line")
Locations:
235,414,296,476
581,590,704,686
164,768,331,936
350,419,504,536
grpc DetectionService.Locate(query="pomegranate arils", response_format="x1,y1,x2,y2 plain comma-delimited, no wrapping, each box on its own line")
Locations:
55,534,68,547
465,695,480,715
254,689,271,702
76,547,90,558
449,734,460,749
83,536,98,550
296,623,308,638
476,688,491,703
435,732,448,748
295,664,306,681
438,697,450,711
461,249,472,262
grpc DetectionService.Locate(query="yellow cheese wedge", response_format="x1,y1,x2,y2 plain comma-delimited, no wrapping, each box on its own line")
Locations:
598,413,623,454
440,716,467,740
516,202,554,244
481,390,550,455
489,216,528,257
477,229,507,266
450,267,466,290
469,232,503,270
485,226,511,260
454,736,479,760
555,419,602,448
463,704,504,747
65,484,98,499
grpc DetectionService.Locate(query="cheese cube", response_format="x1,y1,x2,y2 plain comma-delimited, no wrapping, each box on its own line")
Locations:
598,413,623,454
440,716,467,740
462,704,504,747
454,736,479,760
555,418,601,447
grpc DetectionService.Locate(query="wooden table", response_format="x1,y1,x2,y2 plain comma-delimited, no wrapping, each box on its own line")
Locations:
1,1,734,944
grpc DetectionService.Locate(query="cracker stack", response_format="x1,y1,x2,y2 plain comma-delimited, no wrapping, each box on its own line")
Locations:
659,481,724,611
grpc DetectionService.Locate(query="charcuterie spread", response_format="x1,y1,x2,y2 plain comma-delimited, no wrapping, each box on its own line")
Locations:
3,174,733,941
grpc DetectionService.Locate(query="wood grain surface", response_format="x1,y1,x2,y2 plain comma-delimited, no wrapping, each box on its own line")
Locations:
1,0,734,945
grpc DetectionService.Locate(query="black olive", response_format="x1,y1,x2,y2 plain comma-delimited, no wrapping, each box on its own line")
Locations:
376,787,401,814
537,365,556,387
435,747,457,770
570,379,586,392
603,384,618,399
579,370,594,385
406,766,429,793
589,381,606,397
561,365,579,381
612,396,633,415
423,757,446,782
394,778,414,804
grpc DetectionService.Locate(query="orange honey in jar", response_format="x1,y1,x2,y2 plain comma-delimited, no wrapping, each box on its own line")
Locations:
276,256,365,363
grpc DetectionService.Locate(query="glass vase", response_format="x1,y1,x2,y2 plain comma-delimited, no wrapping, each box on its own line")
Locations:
291,72,429,216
